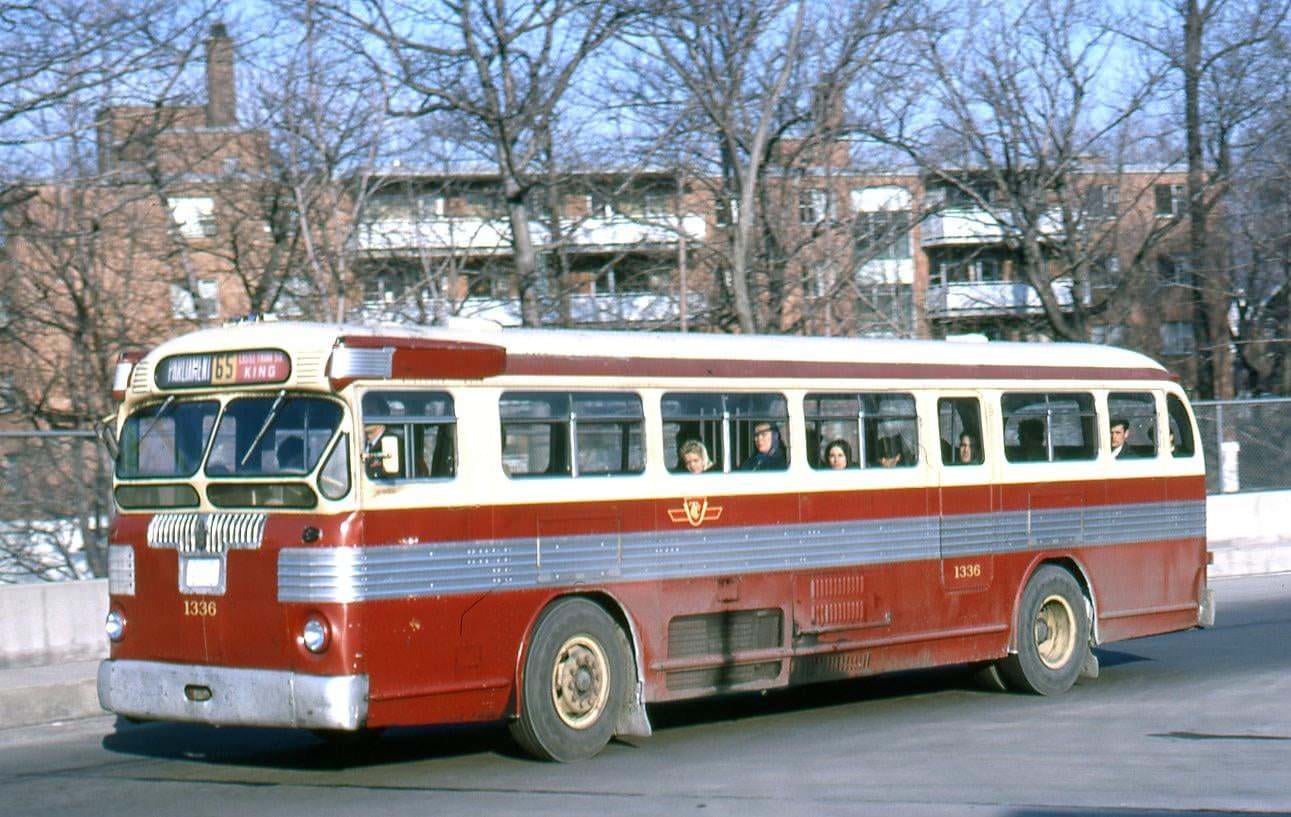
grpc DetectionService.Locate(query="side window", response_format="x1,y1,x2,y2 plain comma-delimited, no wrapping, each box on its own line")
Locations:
803,392,917,469
662,392,788,473
500,391,643,478
939,397,984,465
1002,393,1097,463
362,391,455,481
1108,392,1157,459
1166,394,1196,458
805,394,860,470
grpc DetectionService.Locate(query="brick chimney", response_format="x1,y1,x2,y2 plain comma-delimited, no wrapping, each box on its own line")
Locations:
205,23,236,127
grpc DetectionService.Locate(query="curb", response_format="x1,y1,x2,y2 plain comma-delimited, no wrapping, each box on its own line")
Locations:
0,661,105,730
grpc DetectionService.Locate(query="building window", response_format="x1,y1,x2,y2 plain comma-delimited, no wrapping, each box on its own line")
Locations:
0,372,15,415
1156,255,1190,285
798,189,828,224
168,197,216,239
1090,324,1126,346
1083,184,1119,220
1160,322,1196,355
170,279,220,320
932,253,1003,283
855,210,911,260
1154,184,1186,218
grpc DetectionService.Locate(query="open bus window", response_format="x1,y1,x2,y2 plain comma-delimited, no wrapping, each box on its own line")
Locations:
1108,392,1157,459
362,390,455,481
939,397,983,465
116,400,219,479
1166,394,1195,457
804,393,916,470
500,391,642,478
663,392,788,473
1002,392,1097,463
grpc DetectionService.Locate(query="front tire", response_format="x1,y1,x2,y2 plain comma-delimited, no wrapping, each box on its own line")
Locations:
509,598,630,762
999,565,1090,696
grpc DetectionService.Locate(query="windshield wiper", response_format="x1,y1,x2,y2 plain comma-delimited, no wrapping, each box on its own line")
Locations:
240,390,287,467
135,395,175,450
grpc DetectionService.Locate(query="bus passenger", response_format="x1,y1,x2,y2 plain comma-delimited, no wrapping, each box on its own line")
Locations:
956,432,980,465
1110,417,1129,459
1017,418,1046,461
876,435,905,468
740,422,788,471
825,439,852,470
276,436,305,472
679,439,712,474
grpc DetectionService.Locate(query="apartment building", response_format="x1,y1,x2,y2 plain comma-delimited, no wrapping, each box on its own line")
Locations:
0,26,1205,427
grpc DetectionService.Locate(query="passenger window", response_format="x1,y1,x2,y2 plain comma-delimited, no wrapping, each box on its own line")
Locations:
1002,393,1097,463
500,391,643,478
939,398,984,465
804,393,917,469
362,391,455,480
1108,392,1157,459
663,393,788,473
1166,394,1196,458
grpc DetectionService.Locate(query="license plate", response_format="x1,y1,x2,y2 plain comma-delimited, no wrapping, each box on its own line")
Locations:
184,558,221,588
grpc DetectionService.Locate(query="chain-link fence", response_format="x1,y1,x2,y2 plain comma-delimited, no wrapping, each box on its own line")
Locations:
0,430,111,583
1193,398,1291,495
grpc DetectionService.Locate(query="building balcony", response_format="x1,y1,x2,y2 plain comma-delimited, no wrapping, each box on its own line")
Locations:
926,279,1084,319
355,214,707,255
357,291,708,327
921,208,1061,248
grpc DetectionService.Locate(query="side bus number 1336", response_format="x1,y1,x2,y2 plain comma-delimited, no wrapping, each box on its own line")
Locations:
953,563,983,579
184,599,218,617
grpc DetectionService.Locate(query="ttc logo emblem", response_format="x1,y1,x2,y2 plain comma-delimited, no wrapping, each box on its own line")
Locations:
668,496,723,527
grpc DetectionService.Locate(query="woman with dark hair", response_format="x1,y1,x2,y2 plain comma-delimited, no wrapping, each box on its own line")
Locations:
740,422,788,471
825,438,852,470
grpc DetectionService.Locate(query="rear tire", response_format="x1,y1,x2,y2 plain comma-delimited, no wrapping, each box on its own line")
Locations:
999,565,1090,696
509,598,630,762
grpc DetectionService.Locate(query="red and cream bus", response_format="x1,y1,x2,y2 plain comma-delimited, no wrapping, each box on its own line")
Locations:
98,321,1212,761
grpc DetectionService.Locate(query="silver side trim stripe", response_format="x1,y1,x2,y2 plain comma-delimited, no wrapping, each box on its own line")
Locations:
278,499,1205,603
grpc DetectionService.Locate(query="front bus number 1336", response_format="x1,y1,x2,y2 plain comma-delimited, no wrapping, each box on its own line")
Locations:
183,599,217,617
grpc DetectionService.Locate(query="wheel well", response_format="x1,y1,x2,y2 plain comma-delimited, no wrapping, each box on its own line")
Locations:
1032,557,1100,646
516,591,645,710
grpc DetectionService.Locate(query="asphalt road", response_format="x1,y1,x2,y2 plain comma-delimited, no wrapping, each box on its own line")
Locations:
2,573,1289,817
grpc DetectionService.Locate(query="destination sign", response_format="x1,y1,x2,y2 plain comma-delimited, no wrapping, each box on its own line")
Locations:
155,349,291,389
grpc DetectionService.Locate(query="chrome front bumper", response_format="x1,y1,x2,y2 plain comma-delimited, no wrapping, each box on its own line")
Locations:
98,660,368,730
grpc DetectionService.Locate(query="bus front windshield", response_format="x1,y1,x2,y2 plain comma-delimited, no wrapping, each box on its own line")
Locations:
205,395,344,477
117,399,220,479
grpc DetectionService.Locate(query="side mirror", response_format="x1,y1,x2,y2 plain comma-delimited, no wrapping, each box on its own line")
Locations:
96,413,120,461
379,435,401,475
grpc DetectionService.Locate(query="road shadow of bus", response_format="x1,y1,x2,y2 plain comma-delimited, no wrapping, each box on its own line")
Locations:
100,647,1154,769
101,718,521,770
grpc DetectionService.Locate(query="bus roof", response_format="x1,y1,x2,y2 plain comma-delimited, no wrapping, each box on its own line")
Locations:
125,320,1172,399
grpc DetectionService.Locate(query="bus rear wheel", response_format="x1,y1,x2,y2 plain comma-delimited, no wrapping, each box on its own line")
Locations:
509,598,630,762
999,565,1089,696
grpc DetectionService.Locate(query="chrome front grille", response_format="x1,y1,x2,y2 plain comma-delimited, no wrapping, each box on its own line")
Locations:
147,512,267,553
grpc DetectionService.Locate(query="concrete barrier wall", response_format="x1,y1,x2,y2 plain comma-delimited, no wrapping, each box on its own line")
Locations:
1206,489,1291,545
0,579,108,669
0,491,1287,669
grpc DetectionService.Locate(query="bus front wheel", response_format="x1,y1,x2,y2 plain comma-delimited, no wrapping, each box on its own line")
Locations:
510,598,630,762
999,565,1090,696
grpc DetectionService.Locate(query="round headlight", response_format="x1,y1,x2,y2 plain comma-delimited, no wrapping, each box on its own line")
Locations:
302,617,329,653
105,609,125,642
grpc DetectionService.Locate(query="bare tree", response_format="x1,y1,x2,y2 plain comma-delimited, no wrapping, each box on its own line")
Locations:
1121,0,1291,397
867,0,1171,342
313,0,640,326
